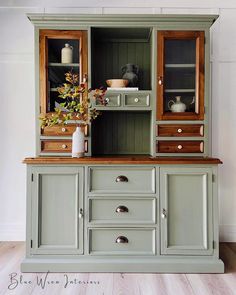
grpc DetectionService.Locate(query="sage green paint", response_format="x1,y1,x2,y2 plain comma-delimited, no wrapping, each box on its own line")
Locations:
124,93,150,107
88,166,155,194
88,228,156,255
31,166,84,255
160,167,213,256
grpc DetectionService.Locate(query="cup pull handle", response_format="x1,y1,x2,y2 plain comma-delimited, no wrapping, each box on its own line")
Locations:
116,236,129,244
116,175,128,182
116,205,129,213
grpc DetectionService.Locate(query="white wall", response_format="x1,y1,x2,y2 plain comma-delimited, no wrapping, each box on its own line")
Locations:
0,0,236,241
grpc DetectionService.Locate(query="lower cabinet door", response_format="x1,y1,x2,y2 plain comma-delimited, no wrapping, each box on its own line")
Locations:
160,167,213,256
31,166,83,255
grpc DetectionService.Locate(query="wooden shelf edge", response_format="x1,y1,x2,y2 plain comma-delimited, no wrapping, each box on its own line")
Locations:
23,156,223,165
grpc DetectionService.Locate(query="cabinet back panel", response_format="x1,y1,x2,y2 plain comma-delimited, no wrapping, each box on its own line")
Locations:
92,39,151,90
92,111,151,155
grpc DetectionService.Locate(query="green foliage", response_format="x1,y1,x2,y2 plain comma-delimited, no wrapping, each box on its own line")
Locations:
40,71,106,129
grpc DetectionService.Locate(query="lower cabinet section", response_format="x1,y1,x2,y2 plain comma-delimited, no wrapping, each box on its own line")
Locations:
22,164,224,273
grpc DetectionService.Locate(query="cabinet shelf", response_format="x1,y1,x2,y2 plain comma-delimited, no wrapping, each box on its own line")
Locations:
165,64,195,68
48,62,80,67
164,89,195,93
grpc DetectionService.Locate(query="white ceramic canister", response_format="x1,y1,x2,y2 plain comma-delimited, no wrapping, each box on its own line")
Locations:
61,43,73,64
72,126,85,158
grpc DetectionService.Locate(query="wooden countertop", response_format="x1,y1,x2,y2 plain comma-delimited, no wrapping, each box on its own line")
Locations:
23,156,222,165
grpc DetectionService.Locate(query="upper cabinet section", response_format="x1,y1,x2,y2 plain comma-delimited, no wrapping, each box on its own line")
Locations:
39,30,88,114
91,28,152,90
157,31,205,121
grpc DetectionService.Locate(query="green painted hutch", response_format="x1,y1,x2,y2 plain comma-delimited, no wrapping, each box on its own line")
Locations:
22,14,224,273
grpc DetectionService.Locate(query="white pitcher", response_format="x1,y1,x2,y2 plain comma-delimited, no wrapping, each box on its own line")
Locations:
168,96,186,112
61,43,73,63
72,126,85,158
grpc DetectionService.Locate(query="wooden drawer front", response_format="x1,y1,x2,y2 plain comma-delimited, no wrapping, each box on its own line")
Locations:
157,141,204,153
157,124,204,137
41,125,89,136
89,228,155,255
41,140,88,153
89,198,156,224
89,167,155,194
124,93,150,107
96,93,121,107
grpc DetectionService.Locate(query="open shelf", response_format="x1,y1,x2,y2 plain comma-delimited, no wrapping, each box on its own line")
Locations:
48,62,80,67
91,27,152,90
92,111,151,155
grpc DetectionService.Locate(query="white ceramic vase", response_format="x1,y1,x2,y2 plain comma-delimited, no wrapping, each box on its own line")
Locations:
72,126,85,158
168,96,186,112
61,43,73,64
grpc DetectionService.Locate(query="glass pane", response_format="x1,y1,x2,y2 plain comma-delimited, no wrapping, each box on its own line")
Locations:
164,39,197,114
47,39,80,112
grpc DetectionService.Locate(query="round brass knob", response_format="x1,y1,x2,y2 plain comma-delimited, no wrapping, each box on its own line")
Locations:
177,128,182,133
62,144,67,149
115,236,129,244
177,145,183,150
134,98,139,103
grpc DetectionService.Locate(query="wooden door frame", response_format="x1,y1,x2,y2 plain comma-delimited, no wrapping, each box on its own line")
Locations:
156,31,205,121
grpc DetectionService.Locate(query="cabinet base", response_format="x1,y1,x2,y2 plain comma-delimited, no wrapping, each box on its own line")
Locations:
21,257,224,273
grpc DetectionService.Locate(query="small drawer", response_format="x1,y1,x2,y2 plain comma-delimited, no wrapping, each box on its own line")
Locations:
157,141,204,153
96,93,121,107
124,93,150,107
41,124,89,136
89,197,156,224
41,140,88,153
88,228,155,255
157,124,204,137
89,167,155,194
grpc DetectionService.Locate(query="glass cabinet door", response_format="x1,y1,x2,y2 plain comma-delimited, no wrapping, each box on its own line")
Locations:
39,30,88,114
157,31,204,120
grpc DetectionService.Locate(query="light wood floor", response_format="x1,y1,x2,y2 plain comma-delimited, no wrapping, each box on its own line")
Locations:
0,242,236,295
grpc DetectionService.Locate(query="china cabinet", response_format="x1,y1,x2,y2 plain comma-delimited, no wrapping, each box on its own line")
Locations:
22,14,224,273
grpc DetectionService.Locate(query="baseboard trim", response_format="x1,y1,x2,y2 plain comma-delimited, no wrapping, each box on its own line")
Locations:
219,225,236,242
0,223,25,241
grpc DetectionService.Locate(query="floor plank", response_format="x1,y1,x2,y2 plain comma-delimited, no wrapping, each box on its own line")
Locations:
0,242,235,295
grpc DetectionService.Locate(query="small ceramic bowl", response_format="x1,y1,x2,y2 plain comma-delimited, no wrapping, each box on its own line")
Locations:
106,79,129,88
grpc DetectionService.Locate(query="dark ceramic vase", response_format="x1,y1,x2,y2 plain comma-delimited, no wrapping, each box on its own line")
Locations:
121,64,139,87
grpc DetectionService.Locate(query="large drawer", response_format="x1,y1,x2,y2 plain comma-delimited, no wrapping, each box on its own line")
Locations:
88,167,155,194
89,197,156,224
157,124,204,137
157,141,204,153
88,228,155,255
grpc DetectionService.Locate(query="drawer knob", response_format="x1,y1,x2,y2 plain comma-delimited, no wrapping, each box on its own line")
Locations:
61,127,66,132
62,144,67,149
116,175,128,182
177,145,183,150
161,208,167,219
177,128,182,133
116,205,129,213
134,98,139,103
116,236,129,244
105,97,110,103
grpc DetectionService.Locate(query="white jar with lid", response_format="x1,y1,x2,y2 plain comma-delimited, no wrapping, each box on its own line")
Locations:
61,43,73,63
